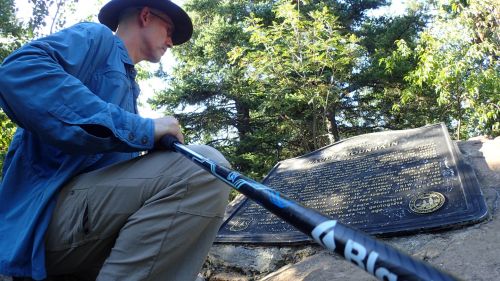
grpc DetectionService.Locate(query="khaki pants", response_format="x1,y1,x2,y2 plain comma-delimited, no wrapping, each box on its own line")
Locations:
44,145,231,281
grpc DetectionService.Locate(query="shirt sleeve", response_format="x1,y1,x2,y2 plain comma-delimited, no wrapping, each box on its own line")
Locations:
0,23,154,154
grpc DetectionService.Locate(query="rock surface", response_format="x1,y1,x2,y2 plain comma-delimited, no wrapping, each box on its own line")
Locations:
201,136,500,281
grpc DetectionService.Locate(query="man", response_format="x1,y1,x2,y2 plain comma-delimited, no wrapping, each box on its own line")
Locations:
0,0,230,280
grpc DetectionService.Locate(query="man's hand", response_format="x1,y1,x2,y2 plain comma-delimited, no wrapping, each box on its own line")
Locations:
153,116,184,144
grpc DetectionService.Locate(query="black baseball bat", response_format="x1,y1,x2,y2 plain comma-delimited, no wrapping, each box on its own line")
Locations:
160,135,460,281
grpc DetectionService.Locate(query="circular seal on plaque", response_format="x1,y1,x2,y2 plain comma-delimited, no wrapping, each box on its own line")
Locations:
229,220,251,232
409,192,446,214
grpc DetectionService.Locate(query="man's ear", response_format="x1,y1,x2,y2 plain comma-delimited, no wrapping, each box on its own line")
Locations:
138,7,152,27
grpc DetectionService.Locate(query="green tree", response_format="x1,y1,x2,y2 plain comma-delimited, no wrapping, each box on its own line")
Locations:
150,0,412,178
28,0,83,36
383,0,499,138
151,0,276,178
1,0,27,58
352,3,435,131
230,2,366,149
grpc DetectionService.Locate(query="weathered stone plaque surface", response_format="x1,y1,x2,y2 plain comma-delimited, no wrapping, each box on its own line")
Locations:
215,123,488,244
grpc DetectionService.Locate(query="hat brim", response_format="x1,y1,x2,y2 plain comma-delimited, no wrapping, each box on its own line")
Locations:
98,0,193,45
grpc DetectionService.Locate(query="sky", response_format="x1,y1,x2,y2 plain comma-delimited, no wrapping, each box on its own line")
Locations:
13,0,405,119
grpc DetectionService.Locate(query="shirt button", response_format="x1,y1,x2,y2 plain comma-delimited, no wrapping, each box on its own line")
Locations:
128,132,135,141
141,136,148,145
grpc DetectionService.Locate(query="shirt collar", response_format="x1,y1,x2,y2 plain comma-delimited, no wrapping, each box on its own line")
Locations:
114,35,134,66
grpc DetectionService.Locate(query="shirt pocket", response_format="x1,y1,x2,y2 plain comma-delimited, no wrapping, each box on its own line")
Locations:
89,69,135,113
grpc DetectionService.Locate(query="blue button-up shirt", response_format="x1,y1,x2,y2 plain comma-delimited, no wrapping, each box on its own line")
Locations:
0,22,155,280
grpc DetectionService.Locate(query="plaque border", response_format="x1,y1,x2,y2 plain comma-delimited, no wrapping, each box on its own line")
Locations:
215,123,489,244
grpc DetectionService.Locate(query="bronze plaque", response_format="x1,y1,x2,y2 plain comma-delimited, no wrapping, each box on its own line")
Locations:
215,123,488,243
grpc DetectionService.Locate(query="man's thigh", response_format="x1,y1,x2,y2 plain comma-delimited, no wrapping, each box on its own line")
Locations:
44,145,230,278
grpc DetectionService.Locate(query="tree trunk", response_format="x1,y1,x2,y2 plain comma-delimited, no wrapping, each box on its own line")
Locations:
326,109,340,143
235,101,251,141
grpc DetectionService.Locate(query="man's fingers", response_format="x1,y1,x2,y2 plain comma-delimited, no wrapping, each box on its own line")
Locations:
153,117,184,144
175,132,185,144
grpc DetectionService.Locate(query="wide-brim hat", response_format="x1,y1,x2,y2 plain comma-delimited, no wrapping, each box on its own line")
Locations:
98,0,193,45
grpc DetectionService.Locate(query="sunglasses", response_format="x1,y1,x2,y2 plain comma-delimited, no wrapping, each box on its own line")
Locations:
149,11,173,27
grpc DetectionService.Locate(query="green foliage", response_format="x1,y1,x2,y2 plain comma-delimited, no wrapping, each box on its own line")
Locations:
0,111,16,179
150,0,498,179
29,0,81,36
0,0,28,59
150,0,409,178
230,2,366,149
382,0,499,138
150,0,275,178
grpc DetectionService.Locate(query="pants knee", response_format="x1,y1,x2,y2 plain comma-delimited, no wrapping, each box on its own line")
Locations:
186,144,231,168
177,145,232,215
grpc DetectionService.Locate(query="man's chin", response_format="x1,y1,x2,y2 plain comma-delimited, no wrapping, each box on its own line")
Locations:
147,56,162,63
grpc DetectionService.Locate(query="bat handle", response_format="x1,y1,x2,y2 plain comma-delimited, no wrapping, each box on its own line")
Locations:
159,135,181,151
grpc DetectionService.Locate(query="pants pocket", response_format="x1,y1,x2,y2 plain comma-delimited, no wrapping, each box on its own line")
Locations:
46,188,95,250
